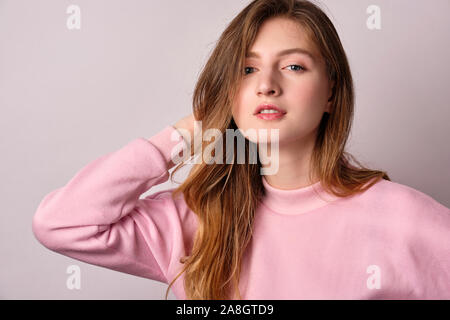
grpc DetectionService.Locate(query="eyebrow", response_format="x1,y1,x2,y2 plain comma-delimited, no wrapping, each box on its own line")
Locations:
246,47,315,61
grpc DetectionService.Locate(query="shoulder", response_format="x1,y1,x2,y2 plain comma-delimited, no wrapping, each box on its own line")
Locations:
368,179,448,210
361,178,450,228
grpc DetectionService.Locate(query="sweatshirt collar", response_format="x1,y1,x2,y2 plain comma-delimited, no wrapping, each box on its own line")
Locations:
261,176,340,215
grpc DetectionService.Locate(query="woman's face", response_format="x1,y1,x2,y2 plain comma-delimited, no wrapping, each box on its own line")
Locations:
232,16,334,145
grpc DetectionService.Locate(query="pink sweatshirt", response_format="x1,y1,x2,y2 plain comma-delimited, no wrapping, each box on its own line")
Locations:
32,125,450,299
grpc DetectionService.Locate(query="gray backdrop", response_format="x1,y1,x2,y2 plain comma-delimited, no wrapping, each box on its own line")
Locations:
0,0,449,299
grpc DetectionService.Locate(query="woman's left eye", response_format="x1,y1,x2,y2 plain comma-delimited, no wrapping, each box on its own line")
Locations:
285,64,305,71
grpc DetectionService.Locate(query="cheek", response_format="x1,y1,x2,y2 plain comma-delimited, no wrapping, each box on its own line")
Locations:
231,97,241,120
289,79,329,112
231,99,245,129
289,77,319,99
232,89,250,120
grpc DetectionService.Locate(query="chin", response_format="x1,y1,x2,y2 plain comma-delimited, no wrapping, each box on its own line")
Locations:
236,127,281,145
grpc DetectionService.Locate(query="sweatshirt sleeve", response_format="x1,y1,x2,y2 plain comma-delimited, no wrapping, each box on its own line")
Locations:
31,125,189,284
400,187,450,299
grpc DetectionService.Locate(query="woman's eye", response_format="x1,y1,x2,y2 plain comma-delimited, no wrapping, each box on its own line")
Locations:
244,67,255,75
243,65,305,75
285,64,305,71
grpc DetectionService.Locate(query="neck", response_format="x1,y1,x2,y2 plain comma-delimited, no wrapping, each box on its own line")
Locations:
259,130,318,190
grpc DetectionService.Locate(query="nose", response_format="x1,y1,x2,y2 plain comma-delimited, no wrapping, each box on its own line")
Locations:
256,71,281,97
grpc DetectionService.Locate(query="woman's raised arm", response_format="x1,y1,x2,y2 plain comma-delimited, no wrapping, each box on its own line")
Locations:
31,124,192,284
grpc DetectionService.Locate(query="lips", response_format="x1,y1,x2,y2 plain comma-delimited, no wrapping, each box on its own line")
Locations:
253,104,286,115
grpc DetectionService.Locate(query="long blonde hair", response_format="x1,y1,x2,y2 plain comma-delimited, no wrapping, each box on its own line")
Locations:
164,0,390,300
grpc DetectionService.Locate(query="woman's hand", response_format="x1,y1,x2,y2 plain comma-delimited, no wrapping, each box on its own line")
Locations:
173,113,197,145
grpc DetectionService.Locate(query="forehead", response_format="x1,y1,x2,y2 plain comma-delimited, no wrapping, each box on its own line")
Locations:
246,47,316,63
246,16,320,62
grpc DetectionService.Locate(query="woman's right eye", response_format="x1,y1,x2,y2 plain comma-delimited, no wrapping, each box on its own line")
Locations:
244,67,255,75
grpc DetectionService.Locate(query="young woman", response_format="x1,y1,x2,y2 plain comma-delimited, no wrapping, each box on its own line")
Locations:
32,0,450,300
